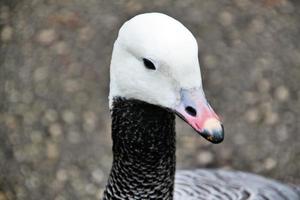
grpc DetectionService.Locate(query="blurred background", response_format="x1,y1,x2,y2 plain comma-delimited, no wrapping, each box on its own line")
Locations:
1,0,300,199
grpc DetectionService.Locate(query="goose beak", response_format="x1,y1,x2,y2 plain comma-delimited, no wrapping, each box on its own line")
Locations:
175,88,224,144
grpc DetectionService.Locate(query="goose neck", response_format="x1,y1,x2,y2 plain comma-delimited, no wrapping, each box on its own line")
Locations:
103,98,176,200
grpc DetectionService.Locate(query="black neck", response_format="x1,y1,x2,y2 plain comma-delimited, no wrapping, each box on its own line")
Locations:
103,98,176,200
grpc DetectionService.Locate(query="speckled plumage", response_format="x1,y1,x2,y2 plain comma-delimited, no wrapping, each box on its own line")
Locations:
103,98,300,200
174,169,300,200
103,98,176,200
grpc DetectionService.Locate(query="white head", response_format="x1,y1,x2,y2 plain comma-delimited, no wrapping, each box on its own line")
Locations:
109,13,224,143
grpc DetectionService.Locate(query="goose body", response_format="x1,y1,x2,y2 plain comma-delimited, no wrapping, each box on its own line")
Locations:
175,170,300,200
103,13,300,199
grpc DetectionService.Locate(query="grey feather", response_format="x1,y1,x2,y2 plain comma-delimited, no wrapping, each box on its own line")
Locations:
174,169,300,200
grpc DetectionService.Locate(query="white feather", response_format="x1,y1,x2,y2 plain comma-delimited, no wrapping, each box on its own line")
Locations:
109,13,203,109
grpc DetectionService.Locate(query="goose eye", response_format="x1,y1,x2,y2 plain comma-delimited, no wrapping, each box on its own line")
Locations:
143,58,156,70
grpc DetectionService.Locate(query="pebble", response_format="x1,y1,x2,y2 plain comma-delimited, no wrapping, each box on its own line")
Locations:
1,25,13,41
234,0,249,8
62,110,75,124
36,29,57,45
275,85,289,102
49,123,63,138
52,41,69,55
264,111,279,125
4,115,17,129
197,151,214,165
257,78,271,93
30,130,43,143
248,18,265,34
33,67,48,82
0,192,7,200
47,142,59,159
203,54,217,69
219,11,234,26
44,109,58,123
56,169,68,182
245,108,259,123
92,169,104,183
125,1,143,13
264,158,277,170
79,26,94,41
83,111,97,132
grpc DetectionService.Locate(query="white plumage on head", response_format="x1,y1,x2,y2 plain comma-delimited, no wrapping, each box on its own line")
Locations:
109,13,202,109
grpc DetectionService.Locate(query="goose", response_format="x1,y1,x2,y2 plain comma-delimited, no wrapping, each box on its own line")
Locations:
103,13,300,200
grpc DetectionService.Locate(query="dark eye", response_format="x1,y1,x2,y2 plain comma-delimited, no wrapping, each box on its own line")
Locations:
143,58,156,70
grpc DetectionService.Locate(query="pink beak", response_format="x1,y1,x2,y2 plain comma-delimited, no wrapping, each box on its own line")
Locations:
175,88,224,143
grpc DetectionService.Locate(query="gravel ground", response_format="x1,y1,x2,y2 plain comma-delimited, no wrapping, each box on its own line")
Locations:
1,0,300,199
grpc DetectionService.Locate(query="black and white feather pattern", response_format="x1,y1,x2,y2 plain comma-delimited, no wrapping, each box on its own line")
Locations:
103,98,300,200
174,169,300,200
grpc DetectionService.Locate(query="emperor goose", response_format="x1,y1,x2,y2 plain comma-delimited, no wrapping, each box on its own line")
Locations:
103,13,300,200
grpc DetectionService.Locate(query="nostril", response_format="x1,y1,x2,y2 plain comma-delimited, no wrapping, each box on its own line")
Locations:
185,106,197,117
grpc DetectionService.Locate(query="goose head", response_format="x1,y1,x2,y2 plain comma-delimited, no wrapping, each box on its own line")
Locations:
109,13,224,144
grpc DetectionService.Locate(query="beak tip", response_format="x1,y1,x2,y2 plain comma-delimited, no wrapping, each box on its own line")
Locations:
201,124,224,144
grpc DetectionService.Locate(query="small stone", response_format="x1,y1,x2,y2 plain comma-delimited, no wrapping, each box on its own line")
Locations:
44,109,58,123
68,166,80,178
47,142,59,159
30,130,43,143
62,110,75,124
245,108,259,123
1,25,13,41
0,192,8,200
36,29,57,45
275,85,289,102
4,115,17,129
257,79,270,93
264,111,278,125
54,195,66,200
203,54,217,69
92,169,104,183
249,18,264,34
52,41,69,55
56,169,68,182
34,67,48,82
219,11,234,26
49,11,81,29
79,26,94,41
197,151,214,165
83,111,97,132
235,0,249,8
126,1,143,13
49,123,63,137
264,158,277,170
